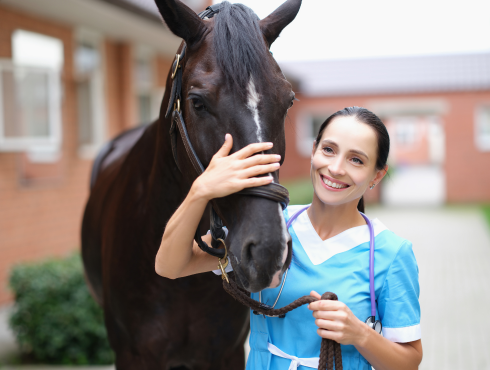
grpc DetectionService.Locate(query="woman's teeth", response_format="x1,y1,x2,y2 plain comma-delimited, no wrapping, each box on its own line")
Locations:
322,177,348,189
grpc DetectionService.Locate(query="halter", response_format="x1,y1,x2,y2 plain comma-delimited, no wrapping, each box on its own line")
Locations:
166,4,290,259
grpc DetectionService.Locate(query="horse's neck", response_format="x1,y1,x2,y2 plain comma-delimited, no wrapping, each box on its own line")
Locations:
145,116,189,218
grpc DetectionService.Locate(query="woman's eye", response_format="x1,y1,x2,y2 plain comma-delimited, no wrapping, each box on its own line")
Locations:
352,157,364,165
323,147,334,154
192,98,205,111
288,99,294,109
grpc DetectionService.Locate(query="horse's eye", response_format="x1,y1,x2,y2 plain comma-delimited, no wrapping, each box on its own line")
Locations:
192,98,205,111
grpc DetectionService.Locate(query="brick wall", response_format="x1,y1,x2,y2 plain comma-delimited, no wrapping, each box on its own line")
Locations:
444,91,490,202
0,4,176,304
0,4,91,304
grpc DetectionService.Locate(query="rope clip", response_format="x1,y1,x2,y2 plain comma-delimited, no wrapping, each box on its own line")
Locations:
216,238,229,283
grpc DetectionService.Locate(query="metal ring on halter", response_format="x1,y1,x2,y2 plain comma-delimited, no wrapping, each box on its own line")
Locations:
216,238,229,283
173,99,180,113
171,54,181,79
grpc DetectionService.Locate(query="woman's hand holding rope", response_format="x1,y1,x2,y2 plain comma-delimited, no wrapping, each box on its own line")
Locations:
309,291,369,347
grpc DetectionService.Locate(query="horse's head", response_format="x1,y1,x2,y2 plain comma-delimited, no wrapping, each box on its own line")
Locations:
155,0,301,292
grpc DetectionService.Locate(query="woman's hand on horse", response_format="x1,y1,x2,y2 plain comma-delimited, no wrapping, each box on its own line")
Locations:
308,290,370,346
192,134,281,201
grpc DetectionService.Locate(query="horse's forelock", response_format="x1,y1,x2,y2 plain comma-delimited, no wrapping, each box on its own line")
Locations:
213,2,275,97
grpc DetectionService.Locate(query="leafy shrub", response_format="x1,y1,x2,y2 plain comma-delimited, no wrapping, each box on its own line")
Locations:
283,177,314,205
8,253,114,365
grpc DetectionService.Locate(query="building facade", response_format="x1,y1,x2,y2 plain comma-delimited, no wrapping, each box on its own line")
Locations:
279,53,490,205
0,0,212,304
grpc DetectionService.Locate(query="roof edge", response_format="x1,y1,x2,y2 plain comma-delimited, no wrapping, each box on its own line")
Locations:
96,0,163,24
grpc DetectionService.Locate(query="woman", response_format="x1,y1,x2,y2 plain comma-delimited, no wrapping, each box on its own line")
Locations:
156,107,422,370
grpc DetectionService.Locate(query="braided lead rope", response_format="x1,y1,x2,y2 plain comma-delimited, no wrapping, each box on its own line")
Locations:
222,279,342,370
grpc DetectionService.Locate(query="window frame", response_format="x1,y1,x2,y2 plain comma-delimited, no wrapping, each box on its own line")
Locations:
475,105,490,152
0,58,62,153
296,110,333,157
75,28,107,159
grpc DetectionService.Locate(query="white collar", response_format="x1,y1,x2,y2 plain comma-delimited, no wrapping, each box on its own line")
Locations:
292,209,388,265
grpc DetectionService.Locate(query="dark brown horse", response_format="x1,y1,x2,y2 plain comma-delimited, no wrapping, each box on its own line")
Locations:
81,0,301,368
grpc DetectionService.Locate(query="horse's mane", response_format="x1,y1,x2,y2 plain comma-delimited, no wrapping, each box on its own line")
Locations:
213,2,274,95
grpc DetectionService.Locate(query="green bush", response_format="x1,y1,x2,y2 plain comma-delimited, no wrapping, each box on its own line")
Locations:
483,205,490,230
283,177,314,205
8,253,114,365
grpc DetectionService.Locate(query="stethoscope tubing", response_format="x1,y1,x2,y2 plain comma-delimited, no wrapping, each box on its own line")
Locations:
258,205,380,333
285,206,377,320
360,212,376,318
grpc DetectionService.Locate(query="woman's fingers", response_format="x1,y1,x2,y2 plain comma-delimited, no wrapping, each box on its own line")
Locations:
241,163,280,178
214,134,233,158
241,153,281,168
315,318,345,332
308,299,343,311
233,142,273,159
244,175,274,188
312,310,347,321
310,291,322,300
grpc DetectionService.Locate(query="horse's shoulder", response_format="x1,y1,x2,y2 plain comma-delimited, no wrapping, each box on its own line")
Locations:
90,125,149,190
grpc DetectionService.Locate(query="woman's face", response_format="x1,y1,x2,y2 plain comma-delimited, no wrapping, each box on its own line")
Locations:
311,115,385,207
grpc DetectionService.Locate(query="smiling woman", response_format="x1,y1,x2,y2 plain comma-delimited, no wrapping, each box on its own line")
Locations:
245,107,423,370
156,104,423,370
312,107,390,214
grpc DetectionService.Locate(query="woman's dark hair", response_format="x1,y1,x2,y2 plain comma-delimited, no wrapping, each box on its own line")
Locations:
314,107,390,213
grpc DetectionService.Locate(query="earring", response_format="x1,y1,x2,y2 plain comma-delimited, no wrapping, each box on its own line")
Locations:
370,184,376,190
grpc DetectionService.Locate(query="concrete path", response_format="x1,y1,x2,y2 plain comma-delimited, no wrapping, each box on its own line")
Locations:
1,206,489,369
367,205,490,370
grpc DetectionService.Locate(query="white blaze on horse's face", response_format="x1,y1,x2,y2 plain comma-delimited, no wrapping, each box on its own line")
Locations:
247,78,263,143
267,203,289,288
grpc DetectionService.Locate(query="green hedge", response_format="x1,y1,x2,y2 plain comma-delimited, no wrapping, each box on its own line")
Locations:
483,205,490,230
282,177,314,205
8,253,113,365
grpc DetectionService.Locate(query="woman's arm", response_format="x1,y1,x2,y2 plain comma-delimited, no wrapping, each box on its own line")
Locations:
155,134,281,279
308,292,422,370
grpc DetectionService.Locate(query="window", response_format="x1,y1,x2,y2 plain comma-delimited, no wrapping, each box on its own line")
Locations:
75,30,106,159
296,113,331,157
394,117,417,146
134,47,161,125
0,30,63,161
475,106,490,152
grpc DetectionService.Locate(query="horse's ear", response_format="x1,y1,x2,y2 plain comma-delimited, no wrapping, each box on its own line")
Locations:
259,0,302,47
154,0,207,46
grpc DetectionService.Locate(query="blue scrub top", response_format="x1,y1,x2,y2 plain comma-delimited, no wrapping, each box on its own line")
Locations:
246,205,421,370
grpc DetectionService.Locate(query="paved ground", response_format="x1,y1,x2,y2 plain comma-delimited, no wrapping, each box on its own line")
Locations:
367,205,490,370
1,206,489,369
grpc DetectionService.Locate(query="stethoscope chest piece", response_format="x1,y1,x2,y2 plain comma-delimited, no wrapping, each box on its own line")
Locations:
365,316,382,334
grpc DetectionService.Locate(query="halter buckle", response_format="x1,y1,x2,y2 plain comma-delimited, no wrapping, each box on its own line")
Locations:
171,53,181,79
173,99,180,113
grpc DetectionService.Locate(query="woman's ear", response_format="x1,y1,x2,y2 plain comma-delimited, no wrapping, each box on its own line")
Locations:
372,165,388,186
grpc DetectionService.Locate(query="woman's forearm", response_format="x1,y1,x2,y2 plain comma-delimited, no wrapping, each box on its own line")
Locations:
155,185,209,279
155,136,279,279
355,327,422,370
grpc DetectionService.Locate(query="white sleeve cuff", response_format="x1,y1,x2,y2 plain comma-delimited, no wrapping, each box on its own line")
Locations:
212,257,233,275
382,324,421,343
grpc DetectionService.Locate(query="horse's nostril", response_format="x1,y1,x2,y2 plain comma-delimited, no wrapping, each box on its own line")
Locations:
243,241,256,264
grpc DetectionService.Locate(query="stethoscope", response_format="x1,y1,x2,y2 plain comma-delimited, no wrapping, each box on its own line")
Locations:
255,205,382,334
